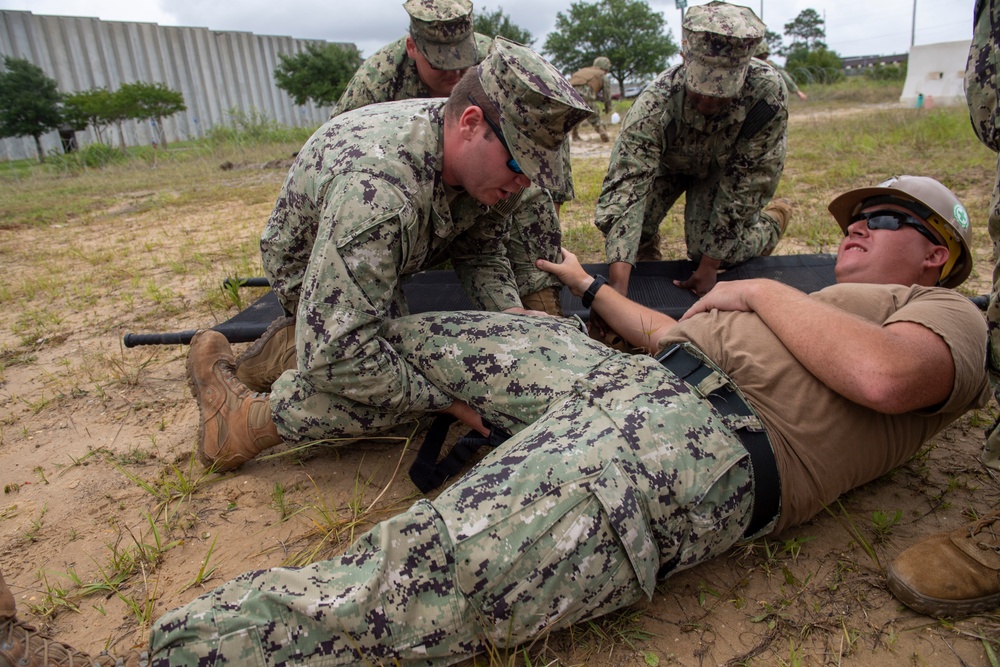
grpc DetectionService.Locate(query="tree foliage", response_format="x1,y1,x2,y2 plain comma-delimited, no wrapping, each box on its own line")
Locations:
116,81,186,146
762,29,783,57
63,82,186,150
784,8,827,51
62,88,113,141
274,42,362,107
785,46,844,85
474,6,534,45
543,0,677,96
781,8,842,85
0,56,63,161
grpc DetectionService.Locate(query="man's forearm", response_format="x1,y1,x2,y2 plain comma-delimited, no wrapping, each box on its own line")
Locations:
682,280,955,412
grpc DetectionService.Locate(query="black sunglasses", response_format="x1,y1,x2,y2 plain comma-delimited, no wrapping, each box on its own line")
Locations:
850,210,944,246
467,96,523,175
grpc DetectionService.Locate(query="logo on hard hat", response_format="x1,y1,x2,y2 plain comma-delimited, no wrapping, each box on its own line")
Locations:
953,203,970,229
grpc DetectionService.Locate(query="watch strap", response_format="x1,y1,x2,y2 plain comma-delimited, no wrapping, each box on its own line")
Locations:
582,275,608,308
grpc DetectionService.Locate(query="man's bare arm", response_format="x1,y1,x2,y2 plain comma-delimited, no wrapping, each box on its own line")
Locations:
538,249,677,353
681,279,954,412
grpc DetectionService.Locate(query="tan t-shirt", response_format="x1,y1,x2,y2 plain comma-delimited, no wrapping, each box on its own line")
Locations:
659,283,990,534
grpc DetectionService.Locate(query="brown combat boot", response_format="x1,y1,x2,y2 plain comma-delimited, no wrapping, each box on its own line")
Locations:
635,233,662,262
599,128,609,142
887,511,1000,617
761,198,792,256
234,316,296,392
0,570,148,666
520,287,564,317
187,330,283,472
571,128,581,141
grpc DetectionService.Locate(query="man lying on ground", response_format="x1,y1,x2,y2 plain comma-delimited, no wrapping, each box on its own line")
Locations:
0,176,986,667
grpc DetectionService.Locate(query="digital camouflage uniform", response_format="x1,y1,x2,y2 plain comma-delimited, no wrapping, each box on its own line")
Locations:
147,275,989,664
262,38,590,443
967,0,1000,469
761,58,799,96
596,3,787,267
568,62,611,137
150,312,757,666
329,33,494,117
261,100,515,441
331,31,570,294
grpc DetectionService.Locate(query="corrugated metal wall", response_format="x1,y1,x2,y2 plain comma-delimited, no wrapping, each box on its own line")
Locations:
0,10,345,161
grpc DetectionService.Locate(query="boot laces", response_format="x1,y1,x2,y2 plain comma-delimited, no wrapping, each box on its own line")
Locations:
0,616,94,666
967,512,1000,555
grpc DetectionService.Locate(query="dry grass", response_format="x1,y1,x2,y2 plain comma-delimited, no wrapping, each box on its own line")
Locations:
0,89,998,666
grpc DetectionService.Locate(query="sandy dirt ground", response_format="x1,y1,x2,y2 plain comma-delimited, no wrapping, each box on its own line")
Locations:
1,120,999,666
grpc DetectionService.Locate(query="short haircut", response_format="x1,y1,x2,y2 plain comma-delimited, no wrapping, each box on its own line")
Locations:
444,69,499,140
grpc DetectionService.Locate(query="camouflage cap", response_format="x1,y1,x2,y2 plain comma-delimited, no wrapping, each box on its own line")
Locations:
477,37,592,193
754,40,770,58
682,1,764,98
404,0,479,70
593,56,612,71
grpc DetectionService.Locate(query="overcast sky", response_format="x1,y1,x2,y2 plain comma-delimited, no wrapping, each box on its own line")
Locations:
0,0,975,62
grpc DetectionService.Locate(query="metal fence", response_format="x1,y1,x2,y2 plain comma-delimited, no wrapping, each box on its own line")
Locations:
0,10,345,161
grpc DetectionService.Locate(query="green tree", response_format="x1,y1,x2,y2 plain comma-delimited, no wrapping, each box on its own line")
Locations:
274,42,362,107
62,87,113,144
784,8,827,51
0,56,63,161
781,8,842,85
543,0,677,97
116,81,186,146
784,46,843,85
474,6,534,45
762,29,783,56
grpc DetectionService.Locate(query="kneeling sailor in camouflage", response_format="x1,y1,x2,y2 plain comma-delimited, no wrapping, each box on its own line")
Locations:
595,1,790,300
329,0,574,315
188,39,590,472
237,1,573,394
2,176,986,665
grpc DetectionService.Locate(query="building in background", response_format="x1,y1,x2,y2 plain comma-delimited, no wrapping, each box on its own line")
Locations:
0,10,349,161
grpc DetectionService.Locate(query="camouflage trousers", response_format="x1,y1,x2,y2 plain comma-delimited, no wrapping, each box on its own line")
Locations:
967,0,1000,469
630,171,781,265
150,312,762,665
573,84,607,134
983,150,1000,469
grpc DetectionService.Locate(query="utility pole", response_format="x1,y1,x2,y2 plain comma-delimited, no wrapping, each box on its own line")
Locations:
760,1,763,21
911,0,917,46
677,0,687,22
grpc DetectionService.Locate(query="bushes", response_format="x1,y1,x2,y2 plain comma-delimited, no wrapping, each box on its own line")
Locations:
205,108,314,147
45,142,128,171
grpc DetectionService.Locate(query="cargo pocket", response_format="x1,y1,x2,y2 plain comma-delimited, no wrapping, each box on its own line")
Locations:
591,461,659,599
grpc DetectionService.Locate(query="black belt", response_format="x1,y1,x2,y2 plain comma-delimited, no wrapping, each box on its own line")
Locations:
657,345,780,537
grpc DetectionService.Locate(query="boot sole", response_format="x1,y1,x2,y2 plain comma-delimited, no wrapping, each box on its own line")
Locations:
886,562,1000,617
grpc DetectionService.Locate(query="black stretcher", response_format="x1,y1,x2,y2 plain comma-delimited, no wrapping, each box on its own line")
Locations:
122,254,839,348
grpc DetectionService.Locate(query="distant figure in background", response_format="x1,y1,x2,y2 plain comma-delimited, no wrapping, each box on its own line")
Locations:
753,41,808,101
569,56,613,142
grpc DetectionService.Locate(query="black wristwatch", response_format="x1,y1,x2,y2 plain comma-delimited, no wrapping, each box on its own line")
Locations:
582,275,608,308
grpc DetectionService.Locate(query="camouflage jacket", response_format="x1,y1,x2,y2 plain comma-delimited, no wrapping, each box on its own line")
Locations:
763,58,799,95
596,61,787,264
331,33,493,117
967,0,1000,152
261,100,520,411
